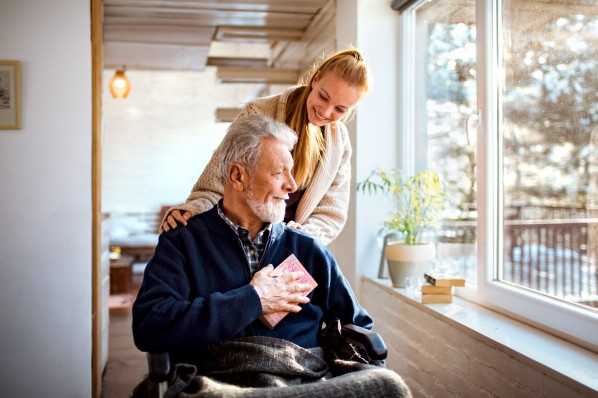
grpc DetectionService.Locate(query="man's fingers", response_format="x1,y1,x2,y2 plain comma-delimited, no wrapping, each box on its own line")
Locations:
286,304,304,313
288,294,310,309
289,283,313,294
283,270,304,283
290,294,311,303
251,264,314,315
276,296,310,313
252,265,274,281
261,264,274,275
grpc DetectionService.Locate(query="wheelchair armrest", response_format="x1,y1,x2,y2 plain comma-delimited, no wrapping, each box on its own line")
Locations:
341,324,388,361
146,352,171,383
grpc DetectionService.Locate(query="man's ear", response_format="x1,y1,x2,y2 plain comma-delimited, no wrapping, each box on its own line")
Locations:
229,163,247,192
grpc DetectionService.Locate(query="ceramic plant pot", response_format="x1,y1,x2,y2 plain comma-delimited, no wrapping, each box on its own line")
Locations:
385,241,436,288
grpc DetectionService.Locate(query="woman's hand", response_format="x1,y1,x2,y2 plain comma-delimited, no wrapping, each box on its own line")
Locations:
160,210,192,233
287,221,304,230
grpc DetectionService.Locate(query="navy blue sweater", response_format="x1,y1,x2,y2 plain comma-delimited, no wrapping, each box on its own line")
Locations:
132,205,373,356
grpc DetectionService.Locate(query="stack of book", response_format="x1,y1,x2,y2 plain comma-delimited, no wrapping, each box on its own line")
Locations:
420,273,466,304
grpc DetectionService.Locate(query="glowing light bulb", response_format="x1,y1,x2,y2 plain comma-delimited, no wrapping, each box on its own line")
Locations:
109,69,131,99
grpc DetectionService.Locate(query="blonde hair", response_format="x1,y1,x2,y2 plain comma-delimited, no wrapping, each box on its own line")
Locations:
286,48,370,189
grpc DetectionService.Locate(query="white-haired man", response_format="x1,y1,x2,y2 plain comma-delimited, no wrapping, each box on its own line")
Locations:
132,115,410,397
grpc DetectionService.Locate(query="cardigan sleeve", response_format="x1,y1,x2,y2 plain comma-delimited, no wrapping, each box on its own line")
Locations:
179,145,224,216
298,123,352,245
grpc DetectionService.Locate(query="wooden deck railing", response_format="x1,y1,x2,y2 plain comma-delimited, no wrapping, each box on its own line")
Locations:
503,218,598,300
438,212,598,304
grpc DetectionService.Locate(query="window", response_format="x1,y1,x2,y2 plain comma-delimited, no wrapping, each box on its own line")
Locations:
400,0,598,351
413,0,478,282
501,0,598,309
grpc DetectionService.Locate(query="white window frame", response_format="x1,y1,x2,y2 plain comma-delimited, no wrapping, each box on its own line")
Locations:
398,0,598,353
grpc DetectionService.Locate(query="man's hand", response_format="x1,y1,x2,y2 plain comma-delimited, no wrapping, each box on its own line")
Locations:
160,210,192,233
250,264,313,314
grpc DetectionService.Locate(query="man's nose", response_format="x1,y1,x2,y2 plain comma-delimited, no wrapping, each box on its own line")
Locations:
285,173,298,193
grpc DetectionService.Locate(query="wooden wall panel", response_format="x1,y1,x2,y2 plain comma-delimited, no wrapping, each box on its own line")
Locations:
272,0,337,80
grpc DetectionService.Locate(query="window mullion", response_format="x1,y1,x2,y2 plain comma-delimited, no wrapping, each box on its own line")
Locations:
476,0,500,292
398,10,416,175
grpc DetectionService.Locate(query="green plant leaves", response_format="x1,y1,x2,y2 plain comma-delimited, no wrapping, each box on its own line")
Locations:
356,168,449,245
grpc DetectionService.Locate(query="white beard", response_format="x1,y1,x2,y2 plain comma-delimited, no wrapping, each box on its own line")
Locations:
246,188,286,224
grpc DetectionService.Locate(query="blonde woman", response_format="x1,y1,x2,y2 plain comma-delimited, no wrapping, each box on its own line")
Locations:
161,48,370,245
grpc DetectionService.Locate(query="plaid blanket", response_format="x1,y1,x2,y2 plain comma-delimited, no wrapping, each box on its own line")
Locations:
133,323,411,398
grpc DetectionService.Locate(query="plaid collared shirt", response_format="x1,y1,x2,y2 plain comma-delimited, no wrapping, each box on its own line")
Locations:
217,203,271,275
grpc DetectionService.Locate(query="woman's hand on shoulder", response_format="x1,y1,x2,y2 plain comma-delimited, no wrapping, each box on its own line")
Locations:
287,221,304,230
160,210,192,233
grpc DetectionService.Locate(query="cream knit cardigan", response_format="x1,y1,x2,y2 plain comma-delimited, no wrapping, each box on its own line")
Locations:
168,87,352,245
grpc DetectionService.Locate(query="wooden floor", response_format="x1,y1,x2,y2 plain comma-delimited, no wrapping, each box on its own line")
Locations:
101,275,147,398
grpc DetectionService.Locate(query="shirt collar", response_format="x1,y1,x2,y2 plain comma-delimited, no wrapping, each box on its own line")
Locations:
217,201,272,238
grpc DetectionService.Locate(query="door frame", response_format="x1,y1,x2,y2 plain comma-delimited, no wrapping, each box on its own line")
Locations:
91,0,103,396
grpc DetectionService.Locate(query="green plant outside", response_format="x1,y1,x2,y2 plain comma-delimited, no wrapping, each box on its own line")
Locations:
357,168,449,245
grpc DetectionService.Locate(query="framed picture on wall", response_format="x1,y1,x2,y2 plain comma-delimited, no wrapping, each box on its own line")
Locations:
0,60,21,130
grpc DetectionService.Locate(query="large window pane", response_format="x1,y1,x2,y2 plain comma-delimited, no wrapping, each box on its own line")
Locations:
414,0,477,281
502,0,598,310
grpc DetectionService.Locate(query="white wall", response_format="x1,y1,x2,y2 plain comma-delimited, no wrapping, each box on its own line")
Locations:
354,0,401,280
0,1,92,396
331,0,400,287
102,68,261,215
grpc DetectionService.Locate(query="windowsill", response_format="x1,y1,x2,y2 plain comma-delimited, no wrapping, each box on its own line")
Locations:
363,275,598,392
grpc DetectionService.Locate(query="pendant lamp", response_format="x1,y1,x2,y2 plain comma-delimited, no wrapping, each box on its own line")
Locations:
109,68,131,99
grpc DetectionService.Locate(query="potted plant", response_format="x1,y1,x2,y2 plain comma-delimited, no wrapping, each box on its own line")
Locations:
357,168,449,287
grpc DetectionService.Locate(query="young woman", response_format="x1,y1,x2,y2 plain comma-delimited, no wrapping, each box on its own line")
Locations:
161,48,371,245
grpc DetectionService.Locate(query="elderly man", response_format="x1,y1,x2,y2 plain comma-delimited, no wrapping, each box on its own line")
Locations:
132,115,410,397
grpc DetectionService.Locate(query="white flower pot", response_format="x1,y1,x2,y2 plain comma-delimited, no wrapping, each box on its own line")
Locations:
385,242,436,288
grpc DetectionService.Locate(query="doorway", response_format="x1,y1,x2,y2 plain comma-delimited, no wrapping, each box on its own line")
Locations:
91,1,334,396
